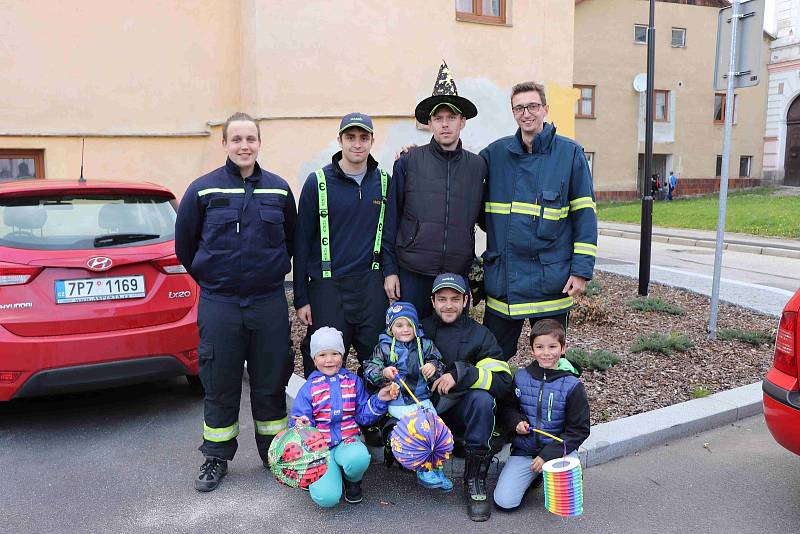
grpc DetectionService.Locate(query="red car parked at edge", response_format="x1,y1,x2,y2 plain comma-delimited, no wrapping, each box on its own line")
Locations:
0,179,199,401
763,288,800,455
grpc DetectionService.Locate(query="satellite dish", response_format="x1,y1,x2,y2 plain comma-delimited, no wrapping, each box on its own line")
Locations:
633,73,647,93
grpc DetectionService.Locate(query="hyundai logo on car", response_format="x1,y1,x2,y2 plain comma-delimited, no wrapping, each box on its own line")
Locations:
86,256,113,271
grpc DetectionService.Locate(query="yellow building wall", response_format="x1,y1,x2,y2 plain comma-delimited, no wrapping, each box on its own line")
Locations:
574,0,769,193
0,1,577,199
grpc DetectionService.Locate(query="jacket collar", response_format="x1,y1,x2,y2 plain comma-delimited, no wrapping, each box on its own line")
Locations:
225,158,262,182
331,152,379,182
509,122,556,155
524,358,579,380
428,137,464,161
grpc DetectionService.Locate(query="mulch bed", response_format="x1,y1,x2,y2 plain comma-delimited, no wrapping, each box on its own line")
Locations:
286,271,777,425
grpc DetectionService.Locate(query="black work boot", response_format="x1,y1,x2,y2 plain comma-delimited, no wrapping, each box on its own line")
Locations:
343,479,363,504
195,457,228,492
463,450,492,522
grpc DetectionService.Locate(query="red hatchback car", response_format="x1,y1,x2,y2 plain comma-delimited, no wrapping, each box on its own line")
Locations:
0,179,199,401
763,288,800,455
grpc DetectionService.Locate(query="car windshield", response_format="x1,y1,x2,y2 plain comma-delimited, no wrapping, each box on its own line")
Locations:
0,194,176,250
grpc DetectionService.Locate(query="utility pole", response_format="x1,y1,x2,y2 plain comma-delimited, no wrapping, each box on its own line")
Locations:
638,0,656,296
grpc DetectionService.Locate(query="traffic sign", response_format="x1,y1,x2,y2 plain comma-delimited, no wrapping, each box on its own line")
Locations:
713,0,765,90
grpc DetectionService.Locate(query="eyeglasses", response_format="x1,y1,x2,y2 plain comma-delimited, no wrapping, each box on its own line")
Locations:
511,103,544,115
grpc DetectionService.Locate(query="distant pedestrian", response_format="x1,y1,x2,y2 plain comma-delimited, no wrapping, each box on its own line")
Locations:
668,171,678,201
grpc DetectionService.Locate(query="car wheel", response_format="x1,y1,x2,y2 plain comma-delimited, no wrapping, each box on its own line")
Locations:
186,375,204,396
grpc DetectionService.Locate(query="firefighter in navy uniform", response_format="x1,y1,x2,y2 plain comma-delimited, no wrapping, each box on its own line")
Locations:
175,112,297,492
293,113,389,378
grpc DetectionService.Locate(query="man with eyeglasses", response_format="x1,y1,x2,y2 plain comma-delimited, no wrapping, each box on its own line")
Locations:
479,81,597,359
382,61,486,319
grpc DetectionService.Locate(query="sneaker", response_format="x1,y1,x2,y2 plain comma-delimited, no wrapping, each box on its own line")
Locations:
434,468,453,492
195,458,228,492
417,469,447,490
343,479,363,504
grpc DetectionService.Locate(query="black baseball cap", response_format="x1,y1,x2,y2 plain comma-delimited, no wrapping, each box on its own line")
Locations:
431,273,467,294
338,112,374,134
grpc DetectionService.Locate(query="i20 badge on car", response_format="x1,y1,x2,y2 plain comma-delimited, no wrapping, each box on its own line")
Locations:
86,256,113,271
169,291,192,299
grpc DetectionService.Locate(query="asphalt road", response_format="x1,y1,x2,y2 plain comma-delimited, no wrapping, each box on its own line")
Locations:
2,380,797,533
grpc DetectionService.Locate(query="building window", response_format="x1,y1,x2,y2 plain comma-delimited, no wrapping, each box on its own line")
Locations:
716,155,723,177
0,149,44,180
654,90,669,122
574,85,595,118
584,151,594,176
456,0,507,24
671,27,686,47
634,24,648,44
739,156,752,177
714,93,737,123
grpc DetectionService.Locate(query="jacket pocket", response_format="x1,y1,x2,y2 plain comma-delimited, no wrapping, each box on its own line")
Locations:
539,247,572,296
259,207,285,247
198,342,214,392
204,209,238,252
398,214,419,248
536,190,566,241
481,250,503,299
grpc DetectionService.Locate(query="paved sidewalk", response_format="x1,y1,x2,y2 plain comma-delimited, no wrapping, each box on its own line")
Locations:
599,221,800,259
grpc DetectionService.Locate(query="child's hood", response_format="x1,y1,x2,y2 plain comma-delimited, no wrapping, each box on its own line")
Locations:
525,358,581,380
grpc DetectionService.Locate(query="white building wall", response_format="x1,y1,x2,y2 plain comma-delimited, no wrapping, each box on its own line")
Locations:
764,0,800,182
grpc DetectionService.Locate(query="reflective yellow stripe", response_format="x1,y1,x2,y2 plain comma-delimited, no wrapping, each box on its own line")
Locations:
254,416,288,436
569,197,597,212
203,421,240,442
542,206,569,220
486,295,574,317
510,202,539,216
470,367,492,391
198,188,245,197
253,188,288,195
574,242,597,257
485,202,511,214
475,357,512,375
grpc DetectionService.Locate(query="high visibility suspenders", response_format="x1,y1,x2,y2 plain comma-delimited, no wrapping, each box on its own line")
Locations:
315,168,388,279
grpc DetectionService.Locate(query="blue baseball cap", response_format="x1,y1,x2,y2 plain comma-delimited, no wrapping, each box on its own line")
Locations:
431,273,467,295
338,112,374,134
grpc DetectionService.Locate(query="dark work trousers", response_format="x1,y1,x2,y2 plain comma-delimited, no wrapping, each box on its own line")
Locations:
483,310,569,359
197,292,293,463
398,267,471,321
300,270,388,378
439,389,496,452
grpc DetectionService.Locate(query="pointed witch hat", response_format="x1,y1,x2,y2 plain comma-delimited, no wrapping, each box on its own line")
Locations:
414,60,478,125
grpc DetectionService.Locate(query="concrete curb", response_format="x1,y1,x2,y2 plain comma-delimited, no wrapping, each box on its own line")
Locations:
284,373,763,472
598,226,800,259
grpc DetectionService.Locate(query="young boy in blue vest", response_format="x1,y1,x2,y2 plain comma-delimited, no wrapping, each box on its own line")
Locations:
493,319,590,510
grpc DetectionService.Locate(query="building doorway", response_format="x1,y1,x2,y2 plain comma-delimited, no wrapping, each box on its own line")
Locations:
638,153,668,195
785,95,800,187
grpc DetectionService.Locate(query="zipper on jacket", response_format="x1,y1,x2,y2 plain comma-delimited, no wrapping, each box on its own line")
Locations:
535,371,546,448
547,392,553,421
359,185,362,200
441,159,451,267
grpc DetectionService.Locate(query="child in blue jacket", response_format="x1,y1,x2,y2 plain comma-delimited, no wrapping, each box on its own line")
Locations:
364,302,451,491
291,327,397,508
494,319,590,510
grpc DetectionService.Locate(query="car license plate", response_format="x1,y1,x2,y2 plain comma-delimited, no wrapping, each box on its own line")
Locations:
55,275,146,304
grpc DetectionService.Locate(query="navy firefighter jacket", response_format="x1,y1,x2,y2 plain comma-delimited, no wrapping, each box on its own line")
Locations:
175,158,297,306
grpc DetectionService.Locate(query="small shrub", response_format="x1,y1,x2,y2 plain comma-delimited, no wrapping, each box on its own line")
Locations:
690,386,711,399
628,297,684,316
717,328,774,346
566,348,620,372
571,299,610,325
631,332,694,355
583,279,602,297
599,409,611,423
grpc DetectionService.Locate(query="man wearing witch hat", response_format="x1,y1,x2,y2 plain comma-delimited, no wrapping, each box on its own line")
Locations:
382,60,486,320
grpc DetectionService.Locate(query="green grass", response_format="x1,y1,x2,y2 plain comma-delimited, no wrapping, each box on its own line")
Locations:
597,187,800,238
689,386,712,399
631,332,694,355
566,348,620,372
628,297,684,315
717,328,774,346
